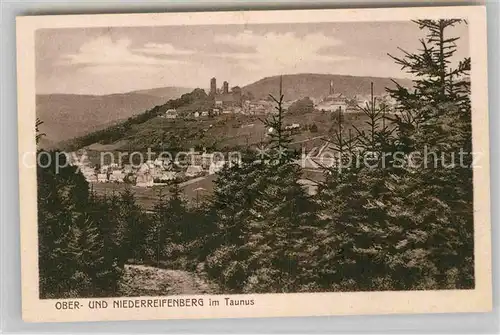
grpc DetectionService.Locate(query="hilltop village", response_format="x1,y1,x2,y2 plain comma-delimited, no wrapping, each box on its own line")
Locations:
162,77,396,118
69,77,398,194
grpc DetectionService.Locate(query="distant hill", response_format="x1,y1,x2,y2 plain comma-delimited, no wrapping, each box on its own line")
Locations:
37,87,193,146
242,73,413,101
130,86,194,99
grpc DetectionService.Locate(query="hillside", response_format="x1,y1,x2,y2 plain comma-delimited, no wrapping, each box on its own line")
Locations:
37,87,192,146
70,107,372,154
64,73,412,152
242,73,413,100
63,88,212,151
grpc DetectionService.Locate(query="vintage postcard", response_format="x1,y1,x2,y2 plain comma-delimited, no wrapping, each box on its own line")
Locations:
17,6,491,323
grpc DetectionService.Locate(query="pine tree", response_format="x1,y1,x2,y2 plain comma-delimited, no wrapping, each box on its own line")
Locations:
314,20,473,291
147,179,193,268
67,213,106,296
204,150,262,291
37,152,90,297
148,188,169,266
88,191,126,282
261,76,296,164
312,19,474,291
387,19,471,154
244,76,320,293
37,151,125,297
118,187,149,262
386,19,473,288
316,84,399,291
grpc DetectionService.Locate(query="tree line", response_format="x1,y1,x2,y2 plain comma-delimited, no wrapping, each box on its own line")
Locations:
38,19,474,298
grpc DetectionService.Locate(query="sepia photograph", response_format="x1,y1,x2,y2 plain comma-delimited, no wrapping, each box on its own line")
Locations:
16,6,491,322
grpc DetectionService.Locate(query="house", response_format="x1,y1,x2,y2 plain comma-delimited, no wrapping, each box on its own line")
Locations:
243,100,273,114
194,153,209,169
153,158,166,168
200,152,226,169
201,111,209,117
285,123,300,132
193,111,200,118
136,163,155,187
165,109,178,119
316,93,348,112
212,80,243,108
208,161,225,175
97,173,108,183
144,160,155,170
109,170,125,183
123,164,133,174
185,165,203,177
158,171,177,181
136,173,153,187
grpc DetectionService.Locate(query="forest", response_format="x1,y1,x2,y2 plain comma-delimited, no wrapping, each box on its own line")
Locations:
37,19,474,298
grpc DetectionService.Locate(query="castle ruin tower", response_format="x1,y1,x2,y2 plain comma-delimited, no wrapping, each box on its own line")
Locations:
210,77,217,96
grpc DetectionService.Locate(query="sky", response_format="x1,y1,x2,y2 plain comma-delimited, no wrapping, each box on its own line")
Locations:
35,21,469,95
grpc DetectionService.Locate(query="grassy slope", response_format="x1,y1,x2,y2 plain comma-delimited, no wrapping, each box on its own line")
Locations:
85,110,373,153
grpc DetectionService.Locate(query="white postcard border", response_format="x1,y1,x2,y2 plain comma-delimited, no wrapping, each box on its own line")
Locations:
16,6,491,322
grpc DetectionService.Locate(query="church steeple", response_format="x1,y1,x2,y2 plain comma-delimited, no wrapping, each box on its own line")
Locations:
329,80,334,95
